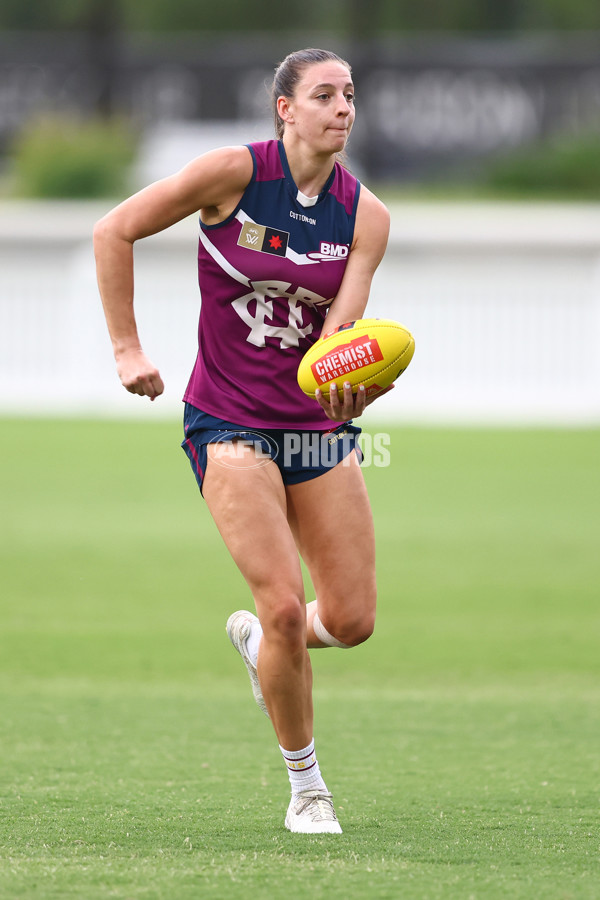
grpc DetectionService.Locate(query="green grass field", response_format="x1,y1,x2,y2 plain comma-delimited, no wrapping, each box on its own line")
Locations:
1,417,599,899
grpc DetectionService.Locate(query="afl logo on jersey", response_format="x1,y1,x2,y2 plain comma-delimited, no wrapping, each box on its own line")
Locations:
307,242,349,261
238,221,289,257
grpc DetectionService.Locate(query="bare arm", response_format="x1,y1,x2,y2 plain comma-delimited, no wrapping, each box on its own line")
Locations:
315,186,391,420
93,145,253,399
324,186,390,333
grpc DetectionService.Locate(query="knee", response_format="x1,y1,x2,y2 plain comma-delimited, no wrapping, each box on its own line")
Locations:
319,603,376,648
260,593,306,649
337,612,376,647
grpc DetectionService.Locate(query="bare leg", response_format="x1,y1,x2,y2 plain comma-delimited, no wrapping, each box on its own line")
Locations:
203,443,312,750
286,451,377,648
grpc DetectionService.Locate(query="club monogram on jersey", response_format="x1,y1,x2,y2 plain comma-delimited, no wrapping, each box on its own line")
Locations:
232,280,328,348
238,221,289,257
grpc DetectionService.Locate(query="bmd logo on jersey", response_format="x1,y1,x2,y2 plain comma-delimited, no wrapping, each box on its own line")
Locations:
238,221,289,257
307,242,349,261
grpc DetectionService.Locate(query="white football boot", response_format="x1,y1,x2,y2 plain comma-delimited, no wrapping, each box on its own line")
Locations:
226,610,269,717
285,790,343,834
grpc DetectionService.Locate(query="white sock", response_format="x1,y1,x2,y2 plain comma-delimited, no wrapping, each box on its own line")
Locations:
246,618,263,667
279,739,328,796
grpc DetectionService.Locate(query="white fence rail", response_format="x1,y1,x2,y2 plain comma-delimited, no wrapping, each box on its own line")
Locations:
1,200,599,423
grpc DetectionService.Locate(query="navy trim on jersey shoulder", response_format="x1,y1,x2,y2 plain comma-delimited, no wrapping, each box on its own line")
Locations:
277,141,336,207
345,179,361,249
246,142,259,181
199,144,256,232
352,179,361,218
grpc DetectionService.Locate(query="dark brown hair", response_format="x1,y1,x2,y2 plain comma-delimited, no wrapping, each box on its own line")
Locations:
271,48,352,139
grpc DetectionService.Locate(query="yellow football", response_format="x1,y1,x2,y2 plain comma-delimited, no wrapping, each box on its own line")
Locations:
297,318,415,400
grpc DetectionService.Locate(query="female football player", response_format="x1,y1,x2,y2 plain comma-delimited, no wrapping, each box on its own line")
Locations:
94,48,390,833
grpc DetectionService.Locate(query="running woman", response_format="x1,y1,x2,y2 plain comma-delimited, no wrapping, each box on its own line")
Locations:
94,48,390,834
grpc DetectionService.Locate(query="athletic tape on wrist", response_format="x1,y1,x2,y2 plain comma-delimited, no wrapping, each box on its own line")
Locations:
313,612,351,649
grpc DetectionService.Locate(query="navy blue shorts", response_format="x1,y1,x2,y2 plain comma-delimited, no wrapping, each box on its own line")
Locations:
181,403,362,495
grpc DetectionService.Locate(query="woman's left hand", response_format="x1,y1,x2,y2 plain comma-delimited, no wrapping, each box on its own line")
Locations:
315,382,394,421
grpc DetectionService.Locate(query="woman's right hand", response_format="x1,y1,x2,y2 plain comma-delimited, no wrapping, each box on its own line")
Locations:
315,381,395,421
116,347,164,401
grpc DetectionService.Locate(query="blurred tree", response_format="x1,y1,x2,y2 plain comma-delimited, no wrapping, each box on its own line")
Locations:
0,0,86,29
120,0,307,32
520,0,600,29
1,0,600,31
371,0,600,32
346,0,384,39
11,115,135,198
482,0,520,31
